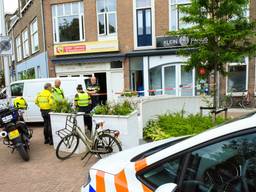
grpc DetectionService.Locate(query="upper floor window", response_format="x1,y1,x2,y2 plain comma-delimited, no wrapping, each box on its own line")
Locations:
136,0,152,47
30,18,39,54
52,2,84,43
96,0,117,38
20,0,32,11
22,28,30,58
170,0,192,31
15,35,22,62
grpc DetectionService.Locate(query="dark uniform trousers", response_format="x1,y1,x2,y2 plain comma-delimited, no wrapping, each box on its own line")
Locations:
78,106,92,131
41,109,52,142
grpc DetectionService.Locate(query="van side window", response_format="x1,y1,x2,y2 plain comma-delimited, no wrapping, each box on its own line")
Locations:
11,83,24,96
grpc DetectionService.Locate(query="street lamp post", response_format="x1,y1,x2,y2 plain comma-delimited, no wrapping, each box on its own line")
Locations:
0,0,12,103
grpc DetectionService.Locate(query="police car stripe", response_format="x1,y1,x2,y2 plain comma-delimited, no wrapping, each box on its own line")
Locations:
142,184,152,192
114,170,129,192
105,175,116,192
135,159,147,172
96,171,106,192
125,165,145,192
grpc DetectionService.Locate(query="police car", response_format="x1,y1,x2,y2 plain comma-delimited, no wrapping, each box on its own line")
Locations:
81,112,256,192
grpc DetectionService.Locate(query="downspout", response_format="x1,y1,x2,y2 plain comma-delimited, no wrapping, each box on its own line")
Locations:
40,0,49,77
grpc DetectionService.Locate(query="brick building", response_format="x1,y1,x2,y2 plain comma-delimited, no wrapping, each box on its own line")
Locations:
7,0,48,81
7,0,256,102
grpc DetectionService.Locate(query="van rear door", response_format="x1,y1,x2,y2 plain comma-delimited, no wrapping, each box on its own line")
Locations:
23,81,44,122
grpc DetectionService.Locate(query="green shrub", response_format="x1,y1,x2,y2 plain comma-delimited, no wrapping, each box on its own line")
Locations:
93,100,135,116
144,112,227,141
53,99,74,113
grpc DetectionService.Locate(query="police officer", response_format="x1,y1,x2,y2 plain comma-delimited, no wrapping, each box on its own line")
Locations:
13,96,28,121
74,84,92,132
87,76,100,109
35,83,54,145
52,79,64,104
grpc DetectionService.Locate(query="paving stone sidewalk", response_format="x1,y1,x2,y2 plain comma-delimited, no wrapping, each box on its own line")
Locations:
0,125,97,192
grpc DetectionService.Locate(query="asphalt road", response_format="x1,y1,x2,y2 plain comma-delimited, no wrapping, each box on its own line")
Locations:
0,125,97,192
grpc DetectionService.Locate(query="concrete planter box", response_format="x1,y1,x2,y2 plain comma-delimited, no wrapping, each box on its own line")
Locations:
92,111,139,150
49,112,86,154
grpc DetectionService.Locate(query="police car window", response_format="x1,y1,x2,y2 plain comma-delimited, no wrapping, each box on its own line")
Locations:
139,156,183,189
181,132,256,192
11,83,24,96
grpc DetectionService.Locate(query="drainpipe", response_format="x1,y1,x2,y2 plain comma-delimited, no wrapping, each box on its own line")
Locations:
40,0,49,78
0,0,11,102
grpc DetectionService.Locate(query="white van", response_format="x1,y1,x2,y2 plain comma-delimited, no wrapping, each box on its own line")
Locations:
0,77,89,122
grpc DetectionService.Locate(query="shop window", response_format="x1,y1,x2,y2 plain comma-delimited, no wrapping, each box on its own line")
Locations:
149,66,162,95
170,0,193,31
15,35,22,62
130,57,144,96
227,62,247,93
96,0,117,37
22,28,30,58
52,2,84,43
30,18,39,54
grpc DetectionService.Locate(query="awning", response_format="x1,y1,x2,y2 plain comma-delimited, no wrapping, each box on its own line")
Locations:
51,53,126,64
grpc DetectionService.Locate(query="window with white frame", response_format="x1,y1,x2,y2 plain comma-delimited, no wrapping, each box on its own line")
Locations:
96,0,117,37
170,0,192,31
22,28,30,58
15,36,22,62
135,0,153,47
52,2,84,43
227,59,248,93
30,18,39,53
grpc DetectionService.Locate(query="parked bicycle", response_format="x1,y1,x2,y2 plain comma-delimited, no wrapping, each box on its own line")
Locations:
220,89,254,109
55,113,122,160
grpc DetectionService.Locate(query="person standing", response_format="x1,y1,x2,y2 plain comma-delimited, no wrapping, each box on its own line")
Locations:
35,83,54,145
74,84,92,132
52,79,65,104
87,76,100,109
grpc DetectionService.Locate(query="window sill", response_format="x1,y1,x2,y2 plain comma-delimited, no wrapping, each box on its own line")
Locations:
54,39,85,45
98,35,117,41
134,45,155,50
31,49,40,55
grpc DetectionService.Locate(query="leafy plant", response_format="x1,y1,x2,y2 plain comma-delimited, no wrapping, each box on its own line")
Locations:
120,90,137,97
144,112,227,141
53,99,74,113
93,100,135,116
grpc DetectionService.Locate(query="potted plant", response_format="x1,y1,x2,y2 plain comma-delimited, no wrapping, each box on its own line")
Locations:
49,99,86,154
92,100,139,149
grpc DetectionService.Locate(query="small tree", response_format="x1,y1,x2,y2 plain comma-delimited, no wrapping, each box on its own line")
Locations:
169,0,256,109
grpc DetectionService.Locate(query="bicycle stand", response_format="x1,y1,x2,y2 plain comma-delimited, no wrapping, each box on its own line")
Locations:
82,152,94,167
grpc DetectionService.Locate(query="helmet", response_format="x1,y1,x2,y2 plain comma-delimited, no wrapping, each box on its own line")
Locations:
13,97,27,109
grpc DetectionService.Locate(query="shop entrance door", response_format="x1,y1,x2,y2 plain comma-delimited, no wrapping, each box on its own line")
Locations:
162,64,195,96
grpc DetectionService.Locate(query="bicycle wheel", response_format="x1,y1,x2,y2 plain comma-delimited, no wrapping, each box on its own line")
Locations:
241,97,252,108
94,134,122,159
221,96,233,108
56,134,79,160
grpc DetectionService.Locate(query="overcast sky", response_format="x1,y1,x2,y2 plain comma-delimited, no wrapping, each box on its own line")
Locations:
4,0,18,14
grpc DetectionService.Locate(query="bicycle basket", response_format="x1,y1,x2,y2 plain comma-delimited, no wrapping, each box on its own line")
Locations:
56,115,77,140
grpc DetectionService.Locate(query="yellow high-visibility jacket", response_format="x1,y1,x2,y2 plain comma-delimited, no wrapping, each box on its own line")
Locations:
35,89,54,110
